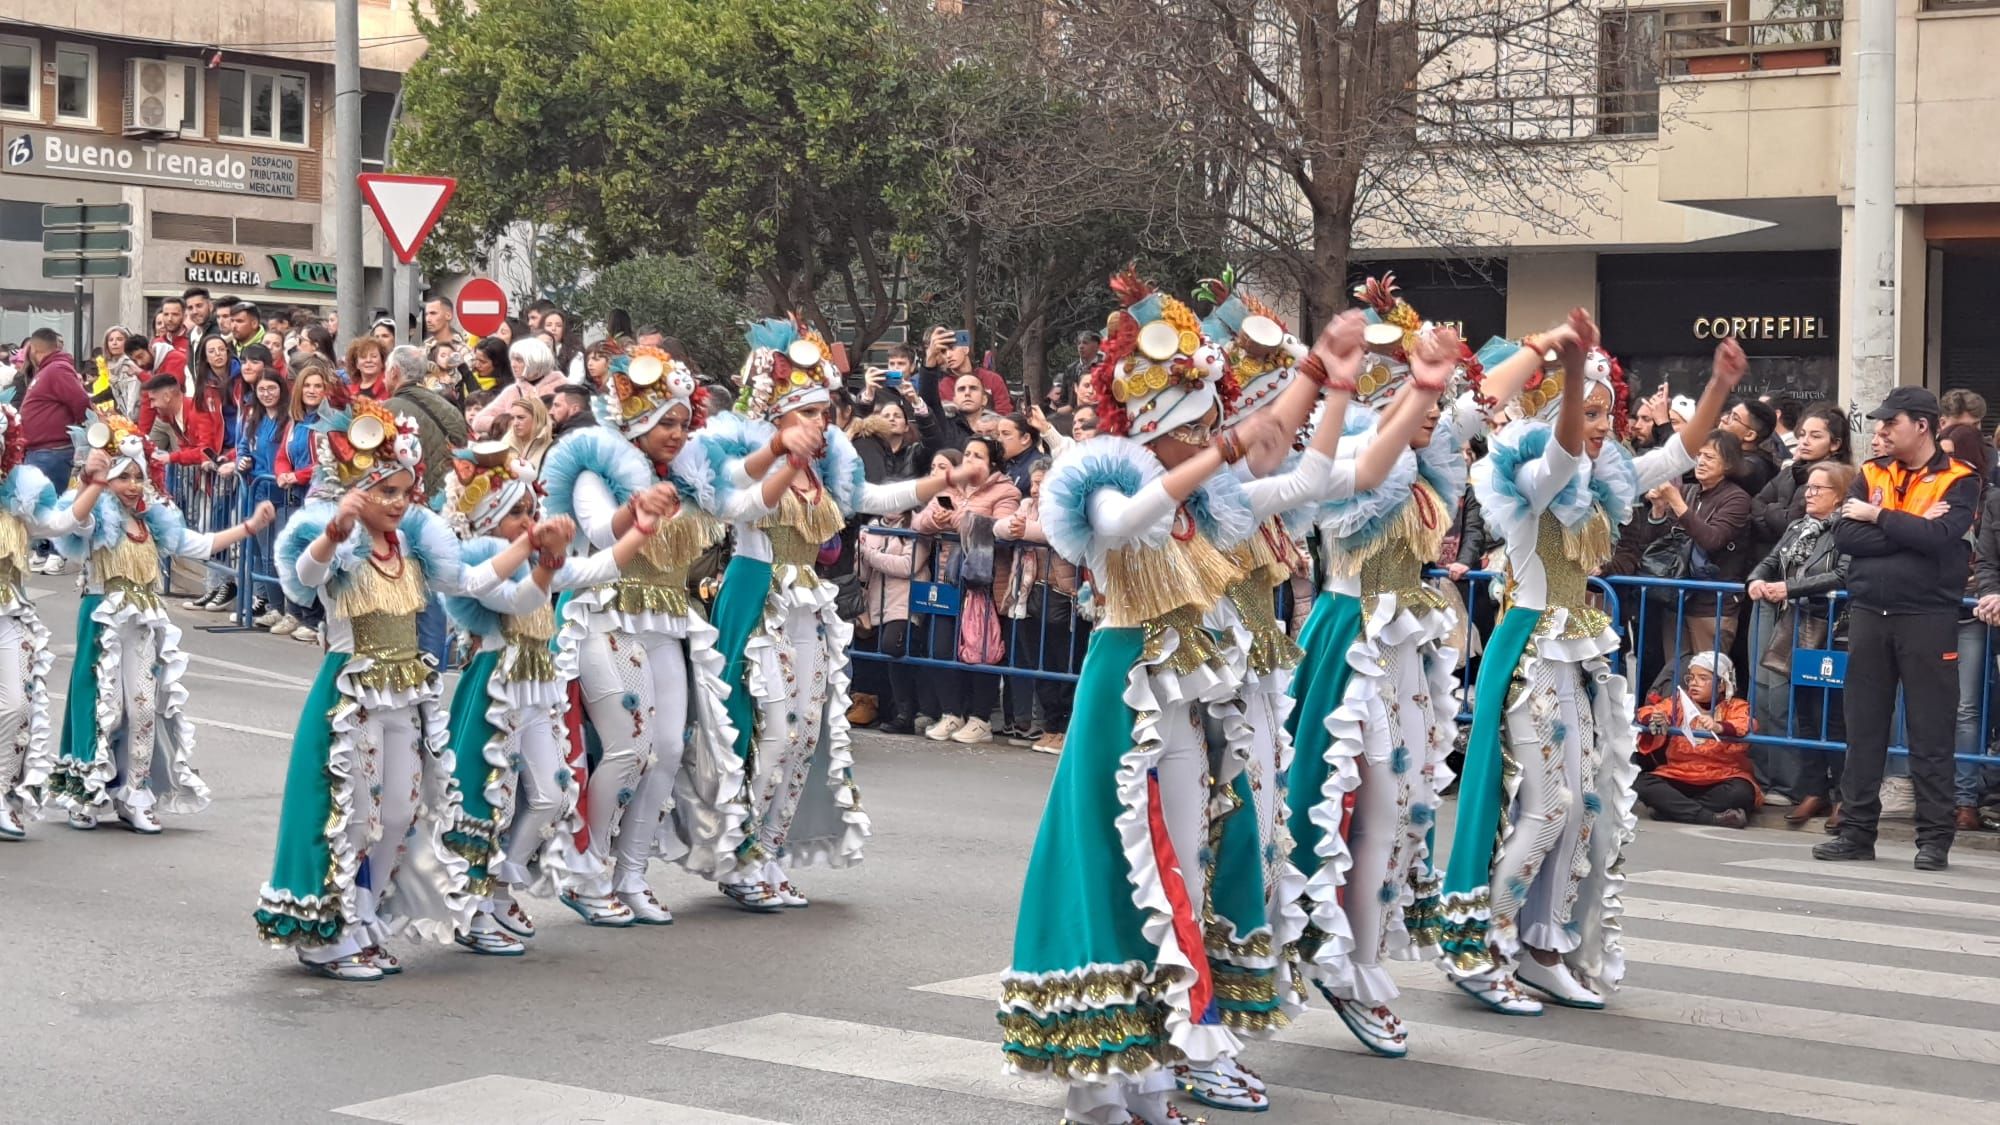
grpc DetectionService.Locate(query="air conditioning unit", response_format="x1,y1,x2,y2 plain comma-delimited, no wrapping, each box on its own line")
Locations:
124,59,189,136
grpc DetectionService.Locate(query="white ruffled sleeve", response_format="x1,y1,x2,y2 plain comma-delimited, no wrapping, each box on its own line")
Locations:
1090,478,1177,541
1519,438,1587,514
1242,449,1334,522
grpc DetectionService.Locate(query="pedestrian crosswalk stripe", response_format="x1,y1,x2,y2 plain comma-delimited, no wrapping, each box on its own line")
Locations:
1622,896,2000,959
1727,856,2000,896
1279,1011,1993,1125
1381,967,2000,1066
887,985,1983,1125
920,943,2000,1067
656,1012,1517,1125
1625,937,2000,1005
1634,870,2000,921
334,1075,788,1124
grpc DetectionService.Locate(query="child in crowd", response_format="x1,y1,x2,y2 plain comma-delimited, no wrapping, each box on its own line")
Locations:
1634,651,1758,829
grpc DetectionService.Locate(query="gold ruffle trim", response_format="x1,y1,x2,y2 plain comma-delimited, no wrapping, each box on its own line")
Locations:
1326,478,1450,580
501,606,558,680
642,508,724,572
1536,511,1612,638
760,487,843,568
350,656,433,694
1000,966,1147,1010
93,534,161,592
339,555,427,619
1143,606,1225,677
609,578,692,618
505,646,558,684
1438,889,1498,976
1101,532,1240,629
1003,1043,1171,1081
1209,966,1279,1005
1405,884,1446,951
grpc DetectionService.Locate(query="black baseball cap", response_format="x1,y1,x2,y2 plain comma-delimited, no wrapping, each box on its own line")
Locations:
1867,385,1940,421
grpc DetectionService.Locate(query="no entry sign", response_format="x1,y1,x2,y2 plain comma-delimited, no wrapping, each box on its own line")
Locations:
455,277,509,338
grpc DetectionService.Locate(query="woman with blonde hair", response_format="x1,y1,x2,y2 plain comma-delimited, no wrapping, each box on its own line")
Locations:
473,338,566,434
504,390,554,471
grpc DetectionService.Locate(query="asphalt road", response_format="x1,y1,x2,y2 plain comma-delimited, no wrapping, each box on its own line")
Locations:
3,572,1996,1125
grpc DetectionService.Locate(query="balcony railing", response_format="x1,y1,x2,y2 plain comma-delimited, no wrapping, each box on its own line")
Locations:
1665,4,1844,76
1430,92,1659,141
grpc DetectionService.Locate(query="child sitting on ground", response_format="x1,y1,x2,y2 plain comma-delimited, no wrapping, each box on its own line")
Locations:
1634,651,1758,829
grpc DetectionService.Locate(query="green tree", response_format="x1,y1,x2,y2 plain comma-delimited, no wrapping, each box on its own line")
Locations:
572,255,752,378
398,0,941,354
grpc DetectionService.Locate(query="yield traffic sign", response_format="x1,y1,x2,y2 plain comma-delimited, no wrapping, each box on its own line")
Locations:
455,277,509,338
358,173,457,264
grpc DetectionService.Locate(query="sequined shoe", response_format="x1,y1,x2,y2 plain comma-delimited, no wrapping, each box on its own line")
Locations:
302,955,384,983
67,809,97,831
1173,1057,1270,1111
1515,957,1605,1010
493,897,536,939
456,924,528,956
617,888,675,925
763,862,808,908
0,804,25,840
558,889,637,927
359,945,403,975
116,802,163,835
1451,973,1543,1016
719,880,785,913
1329,995,1408,1058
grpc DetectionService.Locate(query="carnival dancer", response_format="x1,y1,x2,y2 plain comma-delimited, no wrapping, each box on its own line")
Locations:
682,317,973,912
51,415,274,834
541,345,735,927
0,404,98,839
997,273,1290,1125
254,398,540,982
1164,284,1368,1111
1439,314,1743,1011
1281,277,1547,1054
441,448,669,953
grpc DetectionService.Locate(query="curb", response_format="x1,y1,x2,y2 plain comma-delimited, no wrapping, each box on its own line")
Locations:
1750,809,2000,852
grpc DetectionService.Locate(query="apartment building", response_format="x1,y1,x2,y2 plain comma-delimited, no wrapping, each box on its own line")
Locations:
1353,0,2000,412
0,1,423,347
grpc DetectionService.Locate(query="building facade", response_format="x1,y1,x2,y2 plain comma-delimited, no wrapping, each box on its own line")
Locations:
0,1,422,349
1352,0,2000,415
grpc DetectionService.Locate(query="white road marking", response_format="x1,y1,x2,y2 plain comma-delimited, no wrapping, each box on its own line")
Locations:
1633,870,2000,921
183,649,316,687
335,1075,788,1125
1624,937,2000,1005
1726,856,2000,896
1621,896,2000,958
657,1013,1513,1125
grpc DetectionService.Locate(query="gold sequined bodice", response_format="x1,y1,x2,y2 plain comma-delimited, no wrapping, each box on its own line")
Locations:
501,602,558,682
609,509,721,617
92,532,163,609
338,557,432,692
761,483,844,581
1527,509,1612,640
1225,519,1303,675
1098,506,1242,629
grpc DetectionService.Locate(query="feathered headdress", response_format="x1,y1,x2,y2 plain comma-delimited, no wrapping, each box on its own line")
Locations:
1351,273,1426,409
0,403,26,476
449,443,540,537
1197,268,1305,420
75,412,165,494
1474,338,1629,438
736,316,841,421
609,345,702,438
1091,266,1236,445
308,397,424,500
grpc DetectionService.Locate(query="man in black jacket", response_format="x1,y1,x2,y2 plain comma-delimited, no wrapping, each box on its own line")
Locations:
1817,386,1978,870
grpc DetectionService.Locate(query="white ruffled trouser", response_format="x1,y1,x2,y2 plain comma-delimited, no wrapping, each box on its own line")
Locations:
575,629,689,896
1340,637,1431,1000
1063,699,1209,1125
301,705,424,964
491,703,571,890
1491,656,1598,961
0,616,29,809
108,618,162,813
735,600,829,883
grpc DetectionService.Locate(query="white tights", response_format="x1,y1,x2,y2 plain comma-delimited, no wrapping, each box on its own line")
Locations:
109,620,160,812
493,703,570,888
0,616,28,802
301,704,423,963
576,629,688,896
738,602,831,875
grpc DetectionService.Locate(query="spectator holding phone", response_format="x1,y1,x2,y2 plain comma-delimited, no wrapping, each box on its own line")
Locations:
917,325,1013,419
912,435,1022,745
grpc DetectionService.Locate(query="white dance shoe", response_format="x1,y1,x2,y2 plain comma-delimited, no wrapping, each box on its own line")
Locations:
492,896,536,939
719,880,785,913
1515,957,1605,1009
1174,1055,1270,1111
617,888,675,925
116,802,162,835
558,889,637,927
1451,973,1544,1016
1329,995,1408,1058
456,916,528,956
302,955,384,983
0,804,24,840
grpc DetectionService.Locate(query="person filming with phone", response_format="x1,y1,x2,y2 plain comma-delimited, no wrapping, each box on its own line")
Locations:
918,324,1014,419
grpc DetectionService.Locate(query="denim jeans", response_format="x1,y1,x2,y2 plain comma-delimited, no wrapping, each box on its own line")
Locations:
1955,618,2000,807
418,594,448,668
22,448,72,557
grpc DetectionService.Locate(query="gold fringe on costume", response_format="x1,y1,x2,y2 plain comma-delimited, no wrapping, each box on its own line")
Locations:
1101,532,1240,629
92,534,162,593
0,511,26,603
1325,478,1450,583
340,556,428,619
502,605,559,683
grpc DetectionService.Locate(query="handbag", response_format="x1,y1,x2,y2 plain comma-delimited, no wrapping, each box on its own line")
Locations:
1760,602,1832,677
1639,524,1692,603
958,588,1006,664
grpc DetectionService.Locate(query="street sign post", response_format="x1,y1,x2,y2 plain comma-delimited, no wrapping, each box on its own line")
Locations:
42,197,133,352
40,202,132,229
454,277,508,338
358,173,457,265
41,229,131,254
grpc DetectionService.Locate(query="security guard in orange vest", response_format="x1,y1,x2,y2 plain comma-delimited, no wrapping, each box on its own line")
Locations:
1818,386,1978,872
